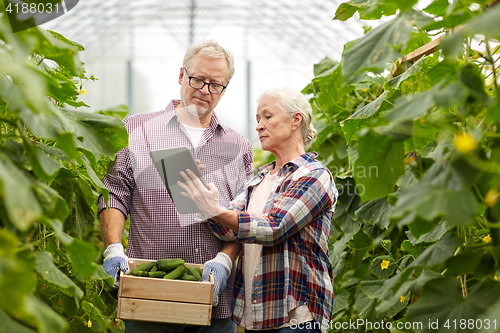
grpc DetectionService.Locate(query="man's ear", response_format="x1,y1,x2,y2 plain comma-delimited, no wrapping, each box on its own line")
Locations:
178,67,184,85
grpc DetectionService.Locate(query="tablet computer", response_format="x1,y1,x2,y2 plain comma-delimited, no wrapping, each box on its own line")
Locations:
149,146,208,214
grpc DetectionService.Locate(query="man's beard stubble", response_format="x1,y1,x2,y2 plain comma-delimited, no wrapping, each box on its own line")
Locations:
181,91,210,119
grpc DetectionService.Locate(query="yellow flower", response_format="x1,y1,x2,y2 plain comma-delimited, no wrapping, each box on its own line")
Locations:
80,89,88,95
485,189,499,207
87,320,92,328
484,234,492,243
404,157,413,165
400,295,406,303
361,88,368,93
454,133,478,154
380,259,390,270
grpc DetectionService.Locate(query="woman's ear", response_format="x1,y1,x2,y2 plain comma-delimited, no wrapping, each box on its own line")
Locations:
292,112,303,129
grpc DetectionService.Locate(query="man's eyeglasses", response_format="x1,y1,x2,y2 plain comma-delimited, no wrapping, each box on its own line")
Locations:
183,68,227,95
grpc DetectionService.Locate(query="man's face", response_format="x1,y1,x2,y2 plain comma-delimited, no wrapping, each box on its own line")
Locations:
179,54,229,118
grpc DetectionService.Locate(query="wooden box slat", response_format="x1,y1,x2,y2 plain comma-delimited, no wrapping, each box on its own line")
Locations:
118,298,212,326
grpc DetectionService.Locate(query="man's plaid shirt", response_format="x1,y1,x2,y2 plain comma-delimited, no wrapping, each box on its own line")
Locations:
97,100,254,318
205,152,337,331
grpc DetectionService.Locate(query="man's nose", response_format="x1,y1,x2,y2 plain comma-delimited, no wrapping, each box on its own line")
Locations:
200,83,211,94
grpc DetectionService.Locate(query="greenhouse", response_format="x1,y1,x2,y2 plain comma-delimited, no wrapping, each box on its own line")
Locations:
0,0,500,332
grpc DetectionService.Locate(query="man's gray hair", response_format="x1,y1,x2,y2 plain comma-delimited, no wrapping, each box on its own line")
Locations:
183,40,235,83
257,87,318,149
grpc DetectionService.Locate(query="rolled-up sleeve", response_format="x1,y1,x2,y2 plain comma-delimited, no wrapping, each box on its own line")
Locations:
97,146,135,218
236,168,336,246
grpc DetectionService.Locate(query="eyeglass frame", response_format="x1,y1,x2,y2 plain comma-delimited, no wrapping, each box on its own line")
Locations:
183,68,228,95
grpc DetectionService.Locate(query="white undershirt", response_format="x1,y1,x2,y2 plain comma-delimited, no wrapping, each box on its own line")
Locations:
182,123,205,148
241,172,313,329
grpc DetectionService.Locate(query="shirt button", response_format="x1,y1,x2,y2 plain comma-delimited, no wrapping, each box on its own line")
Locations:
253,300,257,304
195,248,199,253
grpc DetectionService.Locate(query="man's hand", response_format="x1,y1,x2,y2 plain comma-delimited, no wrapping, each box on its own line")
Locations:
203,252,232,306
103,243,130,288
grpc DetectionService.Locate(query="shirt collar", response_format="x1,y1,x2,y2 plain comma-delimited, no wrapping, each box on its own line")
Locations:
256,151,319,176
164,100,226,134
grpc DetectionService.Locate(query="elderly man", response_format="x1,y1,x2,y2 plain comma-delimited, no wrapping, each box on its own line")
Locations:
97,40,254,333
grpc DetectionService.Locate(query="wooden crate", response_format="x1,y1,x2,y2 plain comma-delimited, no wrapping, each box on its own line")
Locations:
117,258,214,326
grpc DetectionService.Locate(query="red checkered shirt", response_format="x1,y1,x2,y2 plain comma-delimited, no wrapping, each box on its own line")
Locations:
205,152,337,331
97,100,254,318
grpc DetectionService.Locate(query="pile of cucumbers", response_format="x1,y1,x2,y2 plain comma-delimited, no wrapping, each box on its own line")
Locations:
131,259,203,281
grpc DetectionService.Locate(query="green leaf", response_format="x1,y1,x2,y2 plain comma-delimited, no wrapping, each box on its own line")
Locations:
355,197,391,229
97,104,129,120
312,65,351,118
423,0,449,16
81,153,109,207
342,10,432,83
387,57,425,90
406,220,453,245
370,255,397,278
60,108,128,161
426,60,458,85
408,233,462,268
334,0,398,21
346,91,389,120
34,252,83,307
16,294,69,333
312,57,339,77
332,177,362,233
384,89,435,122
394,183,477,227
0,230,36,314
458,63,489,102
331,290,350,315
51,174,95,239
32,181,69,221
0,310,36,333
407,217,441,239
442,4,500,58
0,153,43,231
31,28,83,77
407,278,500,333
39,218,73,246
477,299,500,333
353,283,377,320
354,130,405,202
65,239,97,278
379,0,418,13
404,120,437,152
445,249,497,278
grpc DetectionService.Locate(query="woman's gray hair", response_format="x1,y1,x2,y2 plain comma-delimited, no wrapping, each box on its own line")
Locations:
183,40,235,83
257,87,317,149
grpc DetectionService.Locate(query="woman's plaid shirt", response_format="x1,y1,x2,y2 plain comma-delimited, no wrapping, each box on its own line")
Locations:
206,152,338,331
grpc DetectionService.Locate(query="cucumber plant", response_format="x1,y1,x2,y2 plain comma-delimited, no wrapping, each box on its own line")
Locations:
303,0,500,331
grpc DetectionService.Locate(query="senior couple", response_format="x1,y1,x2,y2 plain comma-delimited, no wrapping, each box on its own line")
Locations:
98,40,338,333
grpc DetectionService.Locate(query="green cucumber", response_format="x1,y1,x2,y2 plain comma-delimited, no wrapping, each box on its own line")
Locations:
181,272,199,281
156,258,185,272
186,267,202,281
135,262,156,272
148,271,167,278
131,270,149,277
163,264,186,280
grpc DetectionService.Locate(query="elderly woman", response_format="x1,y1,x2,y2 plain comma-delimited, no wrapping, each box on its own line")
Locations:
178,87,337,333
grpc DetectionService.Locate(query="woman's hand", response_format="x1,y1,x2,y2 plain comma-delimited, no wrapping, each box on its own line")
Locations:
178,169,226,219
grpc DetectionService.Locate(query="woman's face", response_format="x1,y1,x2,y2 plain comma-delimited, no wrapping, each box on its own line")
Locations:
255,97,297,154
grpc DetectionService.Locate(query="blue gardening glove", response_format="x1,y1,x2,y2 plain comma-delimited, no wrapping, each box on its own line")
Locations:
103,243,130,288
203,252,232,306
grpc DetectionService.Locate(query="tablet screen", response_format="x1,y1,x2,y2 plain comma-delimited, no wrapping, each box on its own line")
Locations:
149,146,208,214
